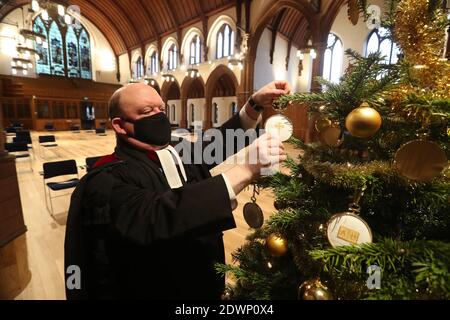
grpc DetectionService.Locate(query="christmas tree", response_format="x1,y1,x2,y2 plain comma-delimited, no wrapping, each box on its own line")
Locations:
218,0,450,300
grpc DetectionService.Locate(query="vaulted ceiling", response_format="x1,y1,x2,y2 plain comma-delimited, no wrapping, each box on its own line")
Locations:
0,0,235,55
0,0,348,55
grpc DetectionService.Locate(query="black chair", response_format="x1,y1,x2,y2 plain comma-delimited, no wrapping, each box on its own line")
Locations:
38,135,58,158
5,142,33,171
5,126,18,136
70,124,81,133
43,159,79,216
95,127,107,136
85,156,102,172
44,123,55,131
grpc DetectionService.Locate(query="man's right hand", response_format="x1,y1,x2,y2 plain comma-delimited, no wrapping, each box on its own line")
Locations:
224,133,287,196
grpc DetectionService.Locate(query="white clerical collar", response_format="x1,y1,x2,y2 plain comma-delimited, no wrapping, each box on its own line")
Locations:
155,145,187,189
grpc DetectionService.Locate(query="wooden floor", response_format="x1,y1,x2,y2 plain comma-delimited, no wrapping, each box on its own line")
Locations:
9,130,300,299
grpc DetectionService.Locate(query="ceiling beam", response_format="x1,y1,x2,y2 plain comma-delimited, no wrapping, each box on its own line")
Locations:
111,0,143,46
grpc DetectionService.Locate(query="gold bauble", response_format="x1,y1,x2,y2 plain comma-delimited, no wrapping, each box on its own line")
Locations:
320,126,343,147
345,103,382,138
298,279,333,300
266,233,288,257
394,139,448,182
315,117,332,133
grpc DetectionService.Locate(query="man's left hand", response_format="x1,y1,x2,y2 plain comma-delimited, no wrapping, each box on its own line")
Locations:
252,80,291,109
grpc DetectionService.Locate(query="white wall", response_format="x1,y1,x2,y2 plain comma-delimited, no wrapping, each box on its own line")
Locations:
118,53,131,84
0,4,117,83
254,28,302,91
330,0,385,73
212,96,237,127
167,99,181,125
186,98,205,126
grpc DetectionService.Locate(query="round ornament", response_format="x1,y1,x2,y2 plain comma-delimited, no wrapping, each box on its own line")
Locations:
298,279,333,300
264,114,294,142
326,212,372,247
243,202,264,229
315,117,332,133
266,233,288,257
320,126,344,147
394,139,448,182
345,103,382,138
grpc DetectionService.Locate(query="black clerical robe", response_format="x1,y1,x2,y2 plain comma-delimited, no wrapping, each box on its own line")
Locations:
64,113,249,300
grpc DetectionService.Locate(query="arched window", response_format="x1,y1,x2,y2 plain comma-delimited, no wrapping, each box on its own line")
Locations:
150,51,158,74
322,33,343,84
32,12,92,79
213,103,219,123
171,104,176,122
135,56,143,79
216,24,234,59
166,103,170,120
168,44,178,70
66,26,79,77
190,35,201,65
49,21,64,76
365,27,401,64
33,16,50,74
231,102,237,115
190,104,195,122
79,29,91,79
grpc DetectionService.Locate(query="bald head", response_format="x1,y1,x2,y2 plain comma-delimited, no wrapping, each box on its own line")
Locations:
108,83,163,120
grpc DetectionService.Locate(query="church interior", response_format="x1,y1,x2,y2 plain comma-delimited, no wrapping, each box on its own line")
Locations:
0,0,449,301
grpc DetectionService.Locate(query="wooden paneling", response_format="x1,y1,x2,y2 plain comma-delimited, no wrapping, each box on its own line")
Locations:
0,156,27,248
0,234,31,299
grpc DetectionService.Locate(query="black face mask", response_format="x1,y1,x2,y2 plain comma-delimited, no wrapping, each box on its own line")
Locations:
123,112,172,146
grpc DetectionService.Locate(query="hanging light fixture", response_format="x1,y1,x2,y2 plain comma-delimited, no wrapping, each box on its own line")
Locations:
58,4,65,17
42,9,49,21
31,0,40,12
64,14,72,25
186,66,200,78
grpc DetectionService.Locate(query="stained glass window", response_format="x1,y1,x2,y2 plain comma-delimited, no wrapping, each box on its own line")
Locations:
49,21,64,76
79,28,91,79
33,16,50,74
32,13,92,79
66,26,79,77
322,33,343,84
216,24,234,59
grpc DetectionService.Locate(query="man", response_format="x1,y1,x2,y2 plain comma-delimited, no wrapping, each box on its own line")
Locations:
64,80,290,299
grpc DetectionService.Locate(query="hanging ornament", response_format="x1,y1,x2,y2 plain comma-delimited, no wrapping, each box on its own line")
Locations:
298,279,333,300
243,184,264,229
315,116,332,133
266,233,288,257
264,114,294,142
394,139,447,182
320,125,344,147
272,99,291,112
274,199,288,210
345,102,382,138
327,188,372,247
